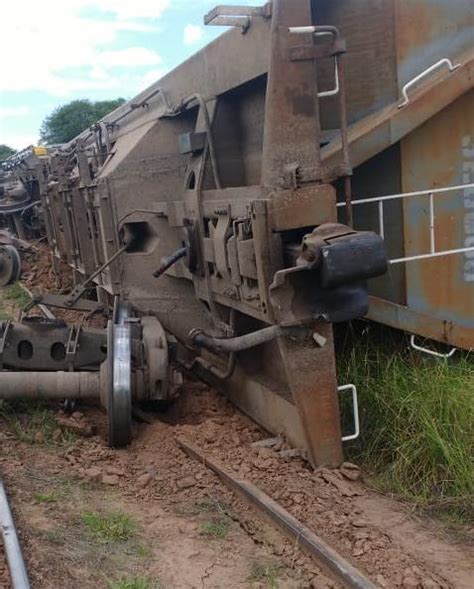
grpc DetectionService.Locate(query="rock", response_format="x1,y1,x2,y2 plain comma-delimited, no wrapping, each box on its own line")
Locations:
136,473,153,488
176,476,196,489
257,447,273,458
230,431,241,446
352,546,365,557
57,417,95,438
71,411,84,420
34,431,45,444
106,466,125,476
101,474,119,486
351,518,368,528
402,575,420,589
421,579,439,589
375,574,387,587
84,467,102,481
340,462,361,481
319,470,362,497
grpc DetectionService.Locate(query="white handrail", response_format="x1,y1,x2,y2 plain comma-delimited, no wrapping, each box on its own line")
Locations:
337,183,474,265
398,58,461,108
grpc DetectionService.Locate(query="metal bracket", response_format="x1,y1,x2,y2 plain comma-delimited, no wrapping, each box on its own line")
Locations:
204,3,272,33
338,384,360,442
288,26,343,98
0,321,12,370
398,58,461,108
409,334,457,359
66,325,82,371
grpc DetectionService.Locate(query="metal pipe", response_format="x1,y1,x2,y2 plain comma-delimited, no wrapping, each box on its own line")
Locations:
337,55,353,227
190,325,304,353
153,247,187,278
0,480,31,589
0,372,100,399
187,310,237,379
66,244,128,306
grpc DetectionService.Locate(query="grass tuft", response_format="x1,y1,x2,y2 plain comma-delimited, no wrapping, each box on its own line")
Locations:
3,283,30,307
337,324,474,521
81,511,136,544
35,491,59,503
106,576,160,589
0,401,75,446
249,561,281,588
200,517,230,539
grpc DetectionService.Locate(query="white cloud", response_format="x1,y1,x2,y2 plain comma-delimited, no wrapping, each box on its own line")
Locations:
0,107,30,118
0,1,168,96
183,24,204,45
96,47,162,68
92,0,171,20
0,132,40,150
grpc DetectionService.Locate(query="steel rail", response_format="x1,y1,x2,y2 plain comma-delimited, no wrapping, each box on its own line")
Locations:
178,440,377,589
0,480,31,589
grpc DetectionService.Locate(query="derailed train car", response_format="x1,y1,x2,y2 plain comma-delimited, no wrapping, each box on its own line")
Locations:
0,0,472,467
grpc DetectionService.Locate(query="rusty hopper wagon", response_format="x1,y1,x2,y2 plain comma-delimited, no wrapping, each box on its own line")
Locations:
0,0,473,467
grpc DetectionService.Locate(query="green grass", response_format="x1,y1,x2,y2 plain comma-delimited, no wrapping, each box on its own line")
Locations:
106,576,160,589
249,561,281,588
35,491,59,503
81,511,136,544
200,517,230,539
0,401,75,446
3,283,30,307
337,324,474,521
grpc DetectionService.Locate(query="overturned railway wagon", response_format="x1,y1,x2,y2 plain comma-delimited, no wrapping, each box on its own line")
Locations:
1,0,473,466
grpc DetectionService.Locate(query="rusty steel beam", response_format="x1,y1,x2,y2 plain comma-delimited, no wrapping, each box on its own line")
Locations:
277,324,343,467
260,0,344,467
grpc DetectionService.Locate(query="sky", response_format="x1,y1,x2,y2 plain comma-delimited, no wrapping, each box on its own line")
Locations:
0,0,254,150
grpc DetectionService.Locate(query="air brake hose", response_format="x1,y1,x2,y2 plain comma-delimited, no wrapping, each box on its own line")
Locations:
153,246,187,278
189,324,305,354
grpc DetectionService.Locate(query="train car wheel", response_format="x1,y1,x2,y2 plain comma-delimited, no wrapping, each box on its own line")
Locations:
106,318,132,448
0,245,21,287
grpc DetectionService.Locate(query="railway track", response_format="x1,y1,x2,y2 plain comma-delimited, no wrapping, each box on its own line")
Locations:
0,383,469,587
0,480,29,589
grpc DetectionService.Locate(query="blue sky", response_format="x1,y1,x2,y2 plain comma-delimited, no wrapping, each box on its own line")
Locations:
0,0,253,149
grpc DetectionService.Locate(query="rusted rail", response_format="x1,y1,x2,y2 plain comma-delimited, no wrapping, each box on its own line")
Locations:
178,439,377,589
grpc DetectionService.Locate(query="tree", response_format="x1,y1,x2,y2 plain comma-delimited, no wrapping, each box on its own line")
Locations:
0,144,16,161
39,98,126,144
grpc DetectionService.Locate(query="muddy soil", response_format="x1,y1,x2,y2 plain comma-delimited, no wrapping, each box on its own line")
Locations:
1,385,473,588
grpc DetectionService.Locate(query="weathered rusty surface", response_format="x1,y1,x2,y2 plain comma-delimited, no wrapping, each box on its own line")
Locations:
366,296,474,351
322,50,474,172
400,90,474,331
278,324,343,467
269,185,336,231
393,0,473,87
261,0,322,187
